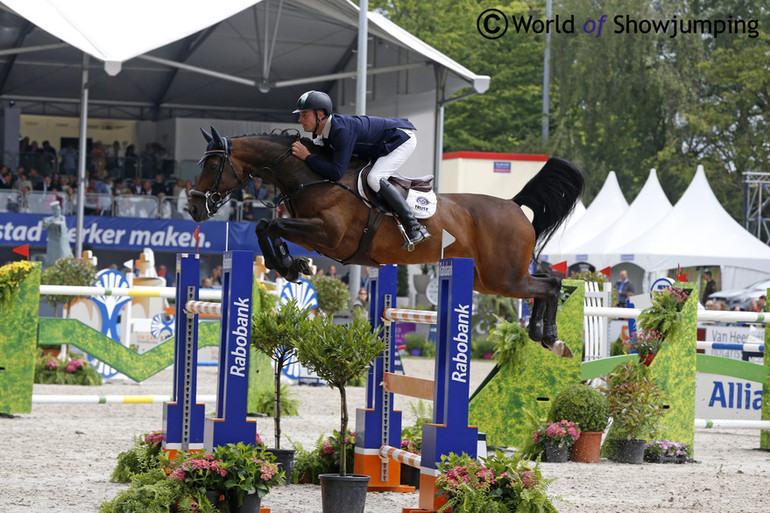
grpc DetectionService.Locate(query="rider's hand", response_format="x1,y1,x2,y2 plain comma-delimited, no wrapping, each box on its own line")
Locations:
292,141,310,160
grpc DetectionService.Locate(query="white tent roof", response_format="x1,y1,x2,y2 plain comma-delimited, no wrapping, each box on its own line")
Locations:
542,171,628,261
571,169,673,266
613,165,770,273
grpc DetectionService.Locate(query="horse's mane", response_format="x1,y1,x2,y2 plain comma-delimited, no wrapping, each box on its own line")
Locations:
231,131,364,171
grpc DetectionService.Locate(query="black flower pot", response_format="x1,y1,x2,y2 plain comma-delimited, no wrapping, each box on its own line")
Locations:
267,448,295,485
544,442,569,462
319,473,370,513
607,438,646,464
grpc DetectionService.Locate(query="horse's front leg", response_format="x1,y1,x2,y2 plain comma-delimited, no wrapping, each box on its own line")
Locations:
255,219,281,271
262,216,343,282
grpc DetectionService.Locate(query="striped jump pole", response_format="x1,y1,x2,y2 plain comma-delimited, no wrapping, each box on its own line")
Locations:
32,394,217,404
355,258,477,513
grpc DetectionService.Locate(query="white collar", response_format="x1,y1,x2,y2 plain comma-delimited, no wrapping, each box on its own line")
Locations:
317,114,332,139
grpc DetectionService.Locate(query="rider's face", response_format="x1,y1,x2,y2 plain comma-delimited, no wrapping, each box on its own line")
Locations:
298,110,325,133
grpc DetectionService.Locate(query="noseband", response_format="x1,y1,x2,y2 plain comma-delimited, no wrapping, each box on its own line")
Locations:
192,131,296,218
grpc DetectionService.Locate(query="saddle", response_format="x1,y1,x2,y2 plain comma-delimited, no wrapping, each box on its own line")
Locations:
340,164,437,267
356,164,437,219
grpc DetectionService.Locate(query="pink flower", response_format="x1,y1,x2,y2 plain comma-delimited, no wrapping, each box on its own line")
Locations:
66,359,84,373
144,430,165,445
255,433,263,446
321,440,334,456
519,471,537,489
46,358,59,370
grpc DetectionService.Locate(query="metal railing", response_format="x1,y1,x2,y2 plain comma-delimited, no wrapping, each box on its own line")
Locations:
4,189,276,221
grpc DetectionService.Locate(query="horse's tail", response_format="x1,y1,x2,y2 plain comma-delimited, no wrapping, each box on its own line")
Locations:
512,156,585,259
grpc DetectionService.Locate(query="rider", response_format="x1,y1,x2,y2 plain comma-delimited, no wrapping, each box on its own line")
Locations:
290,90,430,250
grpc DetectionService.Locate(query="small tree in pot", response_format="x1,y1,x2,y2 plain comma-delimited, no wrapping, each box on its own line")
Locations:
548,383,610,463
251,298,313,481
295,314,385,513
600,362,668,464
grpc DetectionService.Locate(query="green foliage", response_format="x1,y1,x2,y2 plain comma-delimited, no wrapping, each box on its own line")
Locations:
572,270,617,307
256,282,279,314
473,293,518,337
250,385,299,417
211,442,284,501
401,400,433,453
488,318,529,368
600,362,668,440
41,257,97,314
397,264,409,297
295,314,385,475
100,468,197,513
518,409,547,460
637,286,691,340
404,332,428,352
308,274,350,315
110,431,165,483
436,451,559,513
610,335,630,356
34,348,103,386
288,432,355,484
0,260,34,309
251,299,313,448
548,383,610,433
471,337,497,359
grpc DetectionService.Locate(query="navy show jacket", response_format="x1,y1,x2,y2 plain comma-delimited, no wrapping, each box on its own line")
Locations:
304,114,415,181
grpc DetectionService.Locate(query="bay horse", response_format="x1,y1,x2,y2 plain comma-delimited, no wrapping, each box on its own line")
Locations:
189,127,584,357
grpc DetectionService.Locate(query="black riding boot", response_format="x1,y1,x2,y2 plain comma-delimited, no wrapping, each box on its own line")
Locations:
379,179,431,251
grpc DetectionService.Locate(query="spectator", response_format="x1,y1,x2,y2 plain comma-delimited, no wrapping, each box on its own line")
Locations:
140,180,153,195
151,174,167,196
176,180,192,218
210,265,223,288
350,287,369,317
106,140,125,178
129,176,143,194
158,264,171,287
328,265,339,280
615,269,635,307
124,144,138,178
701,270,717,305
201,277,213,289
759,295,767,312
90,141,107,178
0,166,12,189
59,144,78,175
140,143,156,176
34,175,53,193
13,169,31,192
28,167,43,188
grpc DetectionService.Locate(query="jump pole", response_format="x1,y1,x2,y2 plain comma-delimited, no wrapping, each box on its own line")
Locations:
355,258,477,513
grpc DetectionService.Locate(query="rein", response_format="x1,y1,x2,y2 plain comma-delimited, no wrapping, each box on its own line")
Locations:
192,135,294,218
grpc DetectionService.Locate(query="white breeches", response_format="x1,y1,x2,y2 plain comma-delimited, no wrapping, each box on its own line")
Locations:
366,129,417,192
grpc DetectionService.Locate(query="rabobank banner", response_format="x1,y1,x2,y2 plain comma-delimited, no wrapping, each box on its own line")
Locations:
0,213,315,256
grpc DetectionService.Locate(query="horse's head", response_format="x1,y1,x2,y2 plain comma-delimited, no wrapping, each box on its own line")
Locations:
189,125,239,222
189,126,299,222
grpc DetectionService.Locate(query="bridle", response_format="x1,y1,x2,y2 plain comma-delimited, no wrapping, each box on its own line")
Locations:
191,130,297,218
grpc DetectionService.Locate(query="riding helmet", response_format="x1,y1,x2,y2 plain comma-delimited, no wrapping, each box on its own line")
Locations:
293,90,333,115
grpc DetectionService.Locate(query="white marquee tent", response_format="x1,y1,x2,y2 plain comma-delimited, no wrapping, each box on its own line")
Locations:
612,165,770,289
568,169,673,268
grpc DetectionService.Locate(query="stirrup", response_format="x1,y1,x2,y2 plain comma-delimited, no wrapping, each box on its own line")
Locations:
398,223,430,251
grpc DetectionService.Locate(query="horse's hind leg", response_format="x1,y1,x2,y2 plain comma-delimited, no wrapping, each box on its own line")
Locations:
540,277,573,358
528,296,546,342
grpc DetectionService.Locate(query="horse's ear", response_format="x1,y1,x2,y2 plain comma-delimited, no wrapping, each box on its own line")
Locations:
200,127,213,143
211,125,223,145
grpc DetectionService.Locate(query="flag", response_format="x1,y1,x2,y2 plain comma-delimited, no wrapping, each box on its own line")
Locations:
551,261,567,277
12,244,29,260
193,226,200,254
599,266,612,279
676,264,687,282
440,230,456,259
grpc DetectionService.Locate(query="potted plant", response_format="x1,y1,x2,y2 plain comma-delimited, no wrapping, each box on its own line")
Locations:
631,329,665,366
211,442,284,511
636,286,691,340
308,274,350,316
435,451,560,512
548,383,610,463
168,452,230,509
644,440,694,464
600,362,668,464
404,332,426,356
110,430,166,483
533,420,580,462
295,314,385,513
251,299,313,481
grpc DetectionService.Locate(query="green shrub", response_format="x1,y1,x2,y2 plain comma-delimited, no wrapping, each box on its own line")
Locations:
308,275,350,315
488,318,529,368
34,348,102,386
548,384,610,432
472,337,497,359
404,332,427,352
249,385,299,417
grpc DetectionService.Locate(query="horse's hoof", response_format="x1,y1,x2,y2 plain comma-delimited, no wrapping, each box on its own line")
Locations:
282,268,300,282
550,340,574,358
294,257,312,276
